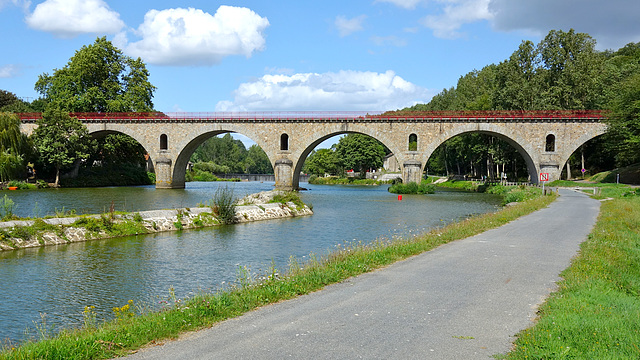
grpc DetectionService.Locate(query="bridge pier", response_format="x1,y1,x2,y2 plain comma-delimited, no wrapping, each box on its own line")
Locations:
274,159,295,191
402,160,423,184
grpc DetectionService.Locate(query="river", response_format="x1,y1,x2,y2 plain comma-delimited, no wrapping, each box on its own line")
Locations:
0,182,501,343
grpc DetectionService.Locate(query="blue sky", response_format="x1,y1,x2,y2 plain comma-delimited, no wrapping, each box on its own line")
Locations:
1,0,639,114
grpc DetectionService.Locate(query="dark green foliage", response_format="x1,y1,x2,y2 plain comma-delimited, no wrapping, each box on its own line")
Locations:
190,135,273,175
304,148,341,176
0,112,33,181
34,37,156,112
30,108,97,187
60,164,154,187
388,181,435,194
334,134,387,176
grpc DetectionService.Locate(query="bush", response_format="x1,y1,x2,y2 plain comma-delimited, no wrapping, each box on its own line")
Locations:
0,194,15,220
211,185,237,224
388,181,436,194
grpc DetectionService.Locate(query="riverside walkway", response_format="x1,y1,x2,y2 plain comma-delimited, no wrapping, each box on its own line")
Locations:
127,189,600,359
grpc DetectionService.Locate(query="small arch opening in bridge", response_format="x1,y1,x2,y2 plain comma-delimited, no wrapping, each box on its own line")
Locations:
280,133,289,151
545,134,555,152
409,133,418,151
160,134,168,150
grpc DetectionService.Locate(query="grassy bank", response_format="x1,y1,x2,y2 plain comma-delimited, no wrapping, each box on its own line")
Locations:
308,175,386,185
0,193,556,359
503,185,640,359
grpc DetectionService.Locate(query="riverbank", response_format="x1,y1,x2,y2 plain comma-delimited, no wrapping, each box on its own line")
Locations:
0,192,556,359
0,190,312,251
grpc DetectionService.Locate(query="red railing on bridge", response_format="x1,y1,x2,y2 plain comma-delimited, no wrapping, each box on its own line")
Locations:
16,110,609,122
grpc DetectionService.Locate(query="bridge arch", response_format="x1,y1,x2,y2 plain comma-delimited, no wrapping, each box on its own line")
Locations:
171,127,276,189
291,124,402,189
420,124,539,183
556,130,608,178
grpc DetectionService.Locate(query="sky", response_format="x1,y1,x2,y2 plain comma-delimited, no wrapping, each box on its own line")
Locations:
1,0,639,115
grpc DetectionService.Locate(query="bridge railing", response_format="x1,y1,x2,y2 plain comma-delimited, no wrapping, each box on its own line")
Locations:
16,110,609,122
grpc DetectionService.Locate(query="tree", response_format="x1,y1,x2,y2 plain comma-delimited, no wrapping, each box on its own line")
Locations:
606,73,640,166
31,108,96,187
34,37,156,112
335,134,386,176
191,134,247,173
304,148,341,176
0,113,32,181
244,144,273,174
537,29,605,109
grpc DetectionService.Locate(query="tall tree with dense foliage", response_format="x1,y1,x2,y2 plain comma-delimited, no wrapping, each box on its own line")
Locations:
35,37,156,112
335,134,387,175
31,108,96,187
304,148,341,176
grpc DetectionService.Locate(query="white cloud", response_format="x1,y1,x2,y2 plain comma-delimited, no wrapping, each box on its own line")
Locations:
0,0,29,11
488,0,640,49
25,0,124,37
0,64,21,78
215,70,431,111
123,6,269,66
371,35,407,47
335,15,367,37
420,0,492,39
375,0,425,10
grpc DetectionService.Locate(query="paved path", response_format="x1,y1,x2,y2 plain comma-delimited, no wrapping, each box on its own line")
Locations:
126,189,600,359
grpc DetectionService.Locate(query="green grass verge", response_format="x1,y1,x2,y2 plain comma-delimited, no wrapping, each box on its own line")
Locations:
308,175,386,185
505,195,640,359
0,193,556,360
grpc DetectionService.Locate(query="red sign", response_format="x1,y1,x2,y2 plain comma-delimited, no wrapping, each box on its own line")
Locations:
540,173,549,182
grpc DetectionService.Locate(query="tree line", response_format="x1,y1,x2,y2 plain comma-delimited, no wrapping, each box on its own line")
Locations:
390,29,640,180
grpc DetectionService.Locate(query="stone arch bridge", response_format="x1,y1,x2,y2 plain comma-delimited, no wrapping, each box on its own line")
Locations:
19,111,608,190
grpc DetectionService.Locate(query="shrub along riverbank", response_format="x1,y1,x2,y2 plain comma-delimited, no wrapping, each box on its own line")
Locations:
0,192,557,359
308,175,386,185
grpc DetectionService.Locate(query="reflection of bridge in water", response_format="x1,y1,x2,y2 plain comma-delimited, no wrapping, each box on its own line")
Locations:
19,111,608,190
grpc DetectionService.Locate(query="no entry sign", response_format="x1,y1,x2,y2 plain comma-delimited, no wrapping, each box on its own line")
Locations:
540,173,549,182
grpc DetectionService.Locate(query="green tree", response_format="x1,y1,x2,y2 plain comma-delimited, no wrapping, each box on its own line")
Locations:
31,108,96,187
191,134,247,173
35,37,156,112
304,148,341,176
0,113,32,181
606,73,640,166
335,134,386,176
537,29,605,109
244,144,273,174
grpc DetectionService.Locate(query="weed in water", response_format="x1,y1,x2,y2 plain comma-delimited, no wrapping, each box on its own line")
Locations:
0,194,15,220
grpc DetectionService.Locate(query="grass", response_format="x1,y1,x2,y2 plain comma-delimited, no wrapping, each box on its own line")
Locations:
308,175,387,185
505,193,640,359
0,192,556,360
269,191,306,210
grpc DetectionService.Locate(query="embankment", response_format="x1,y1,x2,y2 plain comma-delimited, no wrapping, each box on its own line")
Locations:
0,191,312,251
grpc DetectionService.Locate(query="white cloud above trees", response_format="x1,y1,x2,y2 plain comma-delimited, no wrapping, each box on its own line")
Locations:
215,70,431,111
25,0,125,37
122,6,269,66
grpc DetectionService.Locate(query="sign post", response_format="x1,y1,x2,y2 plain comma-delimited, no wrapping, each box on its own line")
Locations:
540,173,549,194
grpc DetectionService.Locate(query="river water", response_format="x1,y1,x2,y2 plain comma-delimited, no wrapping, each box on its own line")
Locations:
0,182,501,343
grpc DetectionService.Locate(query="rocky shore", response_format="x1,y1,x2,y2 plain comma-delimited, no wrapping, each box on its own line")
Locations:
0,190,312,251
